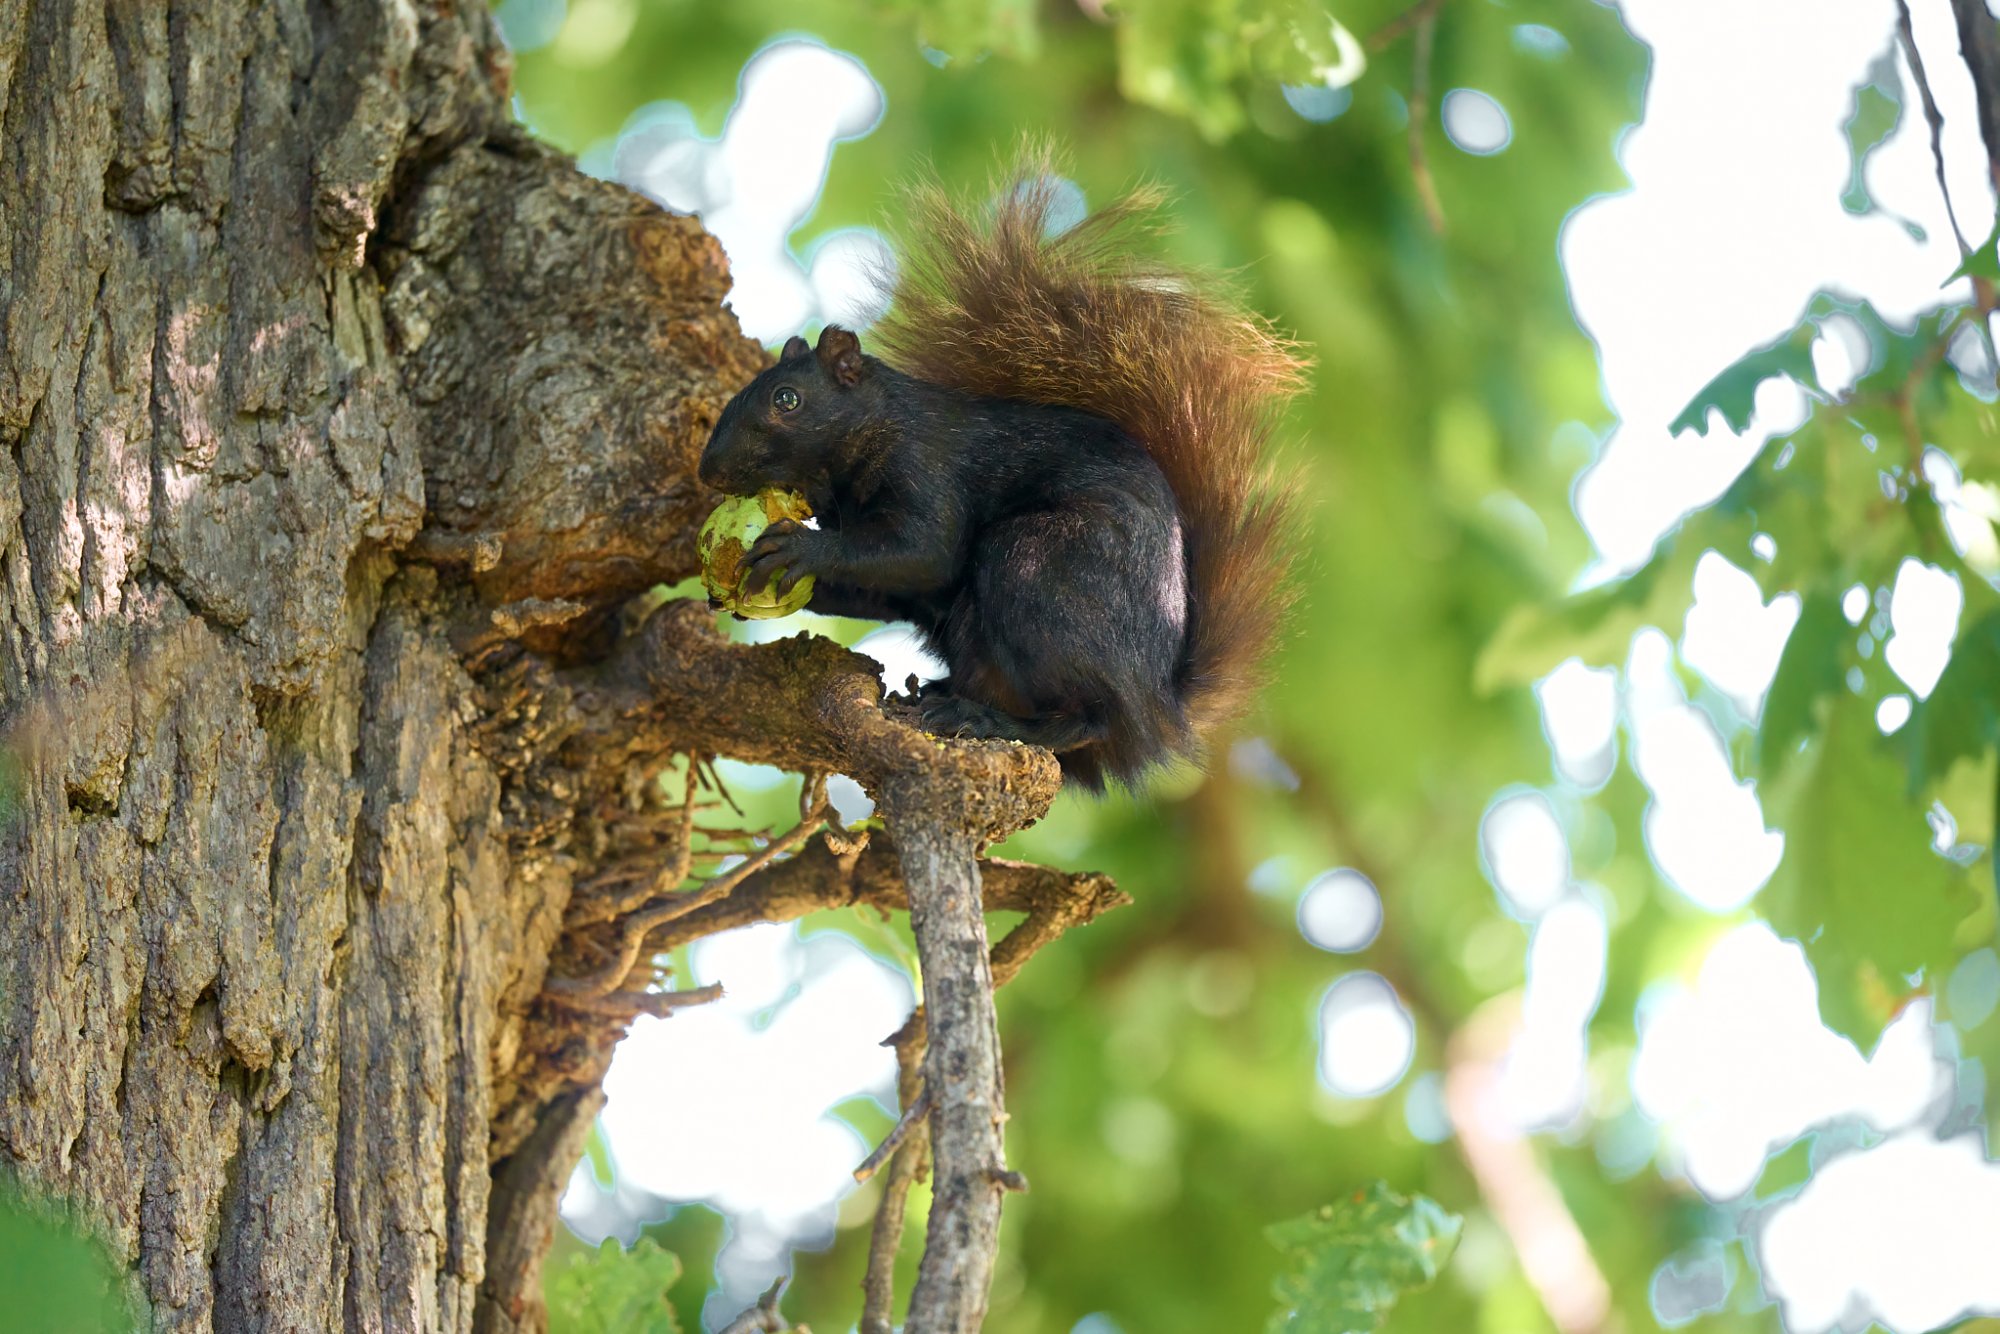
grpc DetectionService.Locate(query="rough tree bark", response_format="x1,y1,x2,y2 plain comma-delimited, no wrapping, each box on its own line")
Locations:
0,4,1119,1331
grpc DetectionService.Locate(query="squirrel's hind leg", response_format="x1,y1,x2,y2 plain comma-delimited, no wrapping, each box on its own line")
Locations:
915,692,1105,751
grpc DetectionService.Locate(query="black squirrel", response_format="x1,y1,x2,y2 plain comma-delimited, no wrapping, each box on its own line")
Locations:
698,161,1303,788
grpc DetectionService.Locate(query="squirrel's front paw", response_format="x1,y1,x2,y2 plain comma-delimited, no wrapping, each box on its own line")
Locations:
916,693,984,738
743,519,819,597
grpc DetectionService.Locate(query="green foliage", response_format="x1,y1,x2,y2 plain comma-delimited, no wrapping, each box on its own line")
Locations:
1750,1136,1815,1200
1473,539,1699,693
546,1238,685,1334
874,0,1044,62
1757,589,1847,776
0,1187,142,1333
1948,217,2000,284
1760,692,1978,1045
1669,318,1820,437
1840,49,1904,216
1106,0,1365,140
1265,1185,1462,1333
1908,609,2000,789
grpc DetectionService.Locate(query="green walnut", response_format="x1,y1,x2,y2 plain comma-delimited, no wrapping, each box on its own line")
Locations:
698,488,816,619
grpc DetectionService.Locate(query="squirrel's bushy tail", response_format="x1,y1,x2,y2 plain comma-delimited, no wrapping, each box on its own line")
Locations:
874,153,1305,768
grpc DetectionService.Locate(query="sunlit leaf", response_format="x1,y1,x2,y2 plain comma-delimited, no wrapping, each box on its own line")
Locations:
1670,320,1821,437
1243,0,1364,89
1840,49,1903,216
1757,590,1847,778
1108,0,1256,140
1265,1184,1462,1334
1103,0,1361,139
547,1238,684,1334
1751,1135,1815,1199
1473,541,1698,693
1948,217,2000,285
1907,609,2000,791
1761,692,1979,1045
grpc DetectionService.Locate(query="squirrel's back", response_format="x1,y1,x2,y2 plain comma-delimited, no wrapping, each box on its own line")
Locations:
873,154,1305,778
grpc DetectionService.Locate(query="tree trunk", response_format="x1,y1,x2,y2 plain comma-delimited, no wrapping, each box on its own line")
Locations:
0,2,766,1328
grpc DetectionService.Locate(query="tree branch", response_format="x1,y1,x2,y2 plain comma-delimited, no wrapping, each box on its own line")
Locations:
1948,0,2000,197
890,817,1007,1332
646,830,1127,955
1407,8,1447,236
1897,0,1977,257
544,600,1124,1331
1365,0,1449,54
719,1278,798,1334
862,1020,931,1334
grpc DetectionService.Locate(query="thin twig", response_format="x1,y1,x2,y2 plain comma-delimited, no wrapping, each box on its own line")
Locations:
1948,0,2000,195
862,1019,930,1334
548,807,829,999
854,1086,933,1185
1365,0,1447,54
567,760,702,926
701,754,746,819
718,1277,794,1334
1408,7,1446,235
1947,0,2000,316
1361,0,1450,232
543,982,725,1018
1896,0,1976,255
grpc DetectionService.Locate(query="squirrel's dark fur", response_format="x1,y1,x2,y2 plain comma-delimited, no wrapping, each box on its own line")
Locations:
699,159,1303,788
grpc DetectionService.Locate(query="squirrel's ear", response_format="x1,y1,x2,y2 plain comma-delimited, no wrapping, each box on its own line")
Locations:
781,335,811,361
816,325,865,387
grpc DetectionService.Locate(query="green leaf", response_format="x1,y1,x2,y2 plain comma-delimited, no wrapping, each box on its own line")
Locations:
1840,50,1904,216
1948,216,2000,285
1760,692,1980,1046
1265,1184,1462,1334
1104,0,1356,141
1757,590,1848,779
546,1238,684,1334
1108,0,1255,140
1242,0,1361,88
1907,609,2000,791
873,0,1043,61
0,1189,143,1333
1473,540,1699,694
1670,319,1821,437
1751,1135,1815,1200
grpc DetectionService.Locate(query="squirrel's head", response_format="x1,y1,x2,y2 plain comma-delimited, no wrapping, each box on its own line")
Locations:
699,326,875,496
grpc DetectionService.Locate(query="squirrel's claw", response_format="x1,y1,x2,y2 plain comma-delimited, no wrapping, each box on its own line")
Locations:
743,519,812,594
915,692,981,739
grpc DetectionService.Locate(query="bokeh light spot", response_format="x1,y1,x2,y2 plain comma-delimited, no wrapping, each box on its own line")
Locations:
1297,868,1382,953
1317,973,1416,1098
1442,89,1512,155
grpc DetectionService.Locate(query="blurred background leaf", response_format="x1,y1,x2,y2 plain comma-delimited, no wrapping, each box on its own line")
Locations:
547,1237,685,1334
0,1185,143,1333
1266,1184,1462,1333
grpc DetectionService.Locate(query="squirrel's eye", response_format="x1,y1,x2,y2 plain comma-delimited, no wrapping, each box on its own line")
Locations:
773,386,801,413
